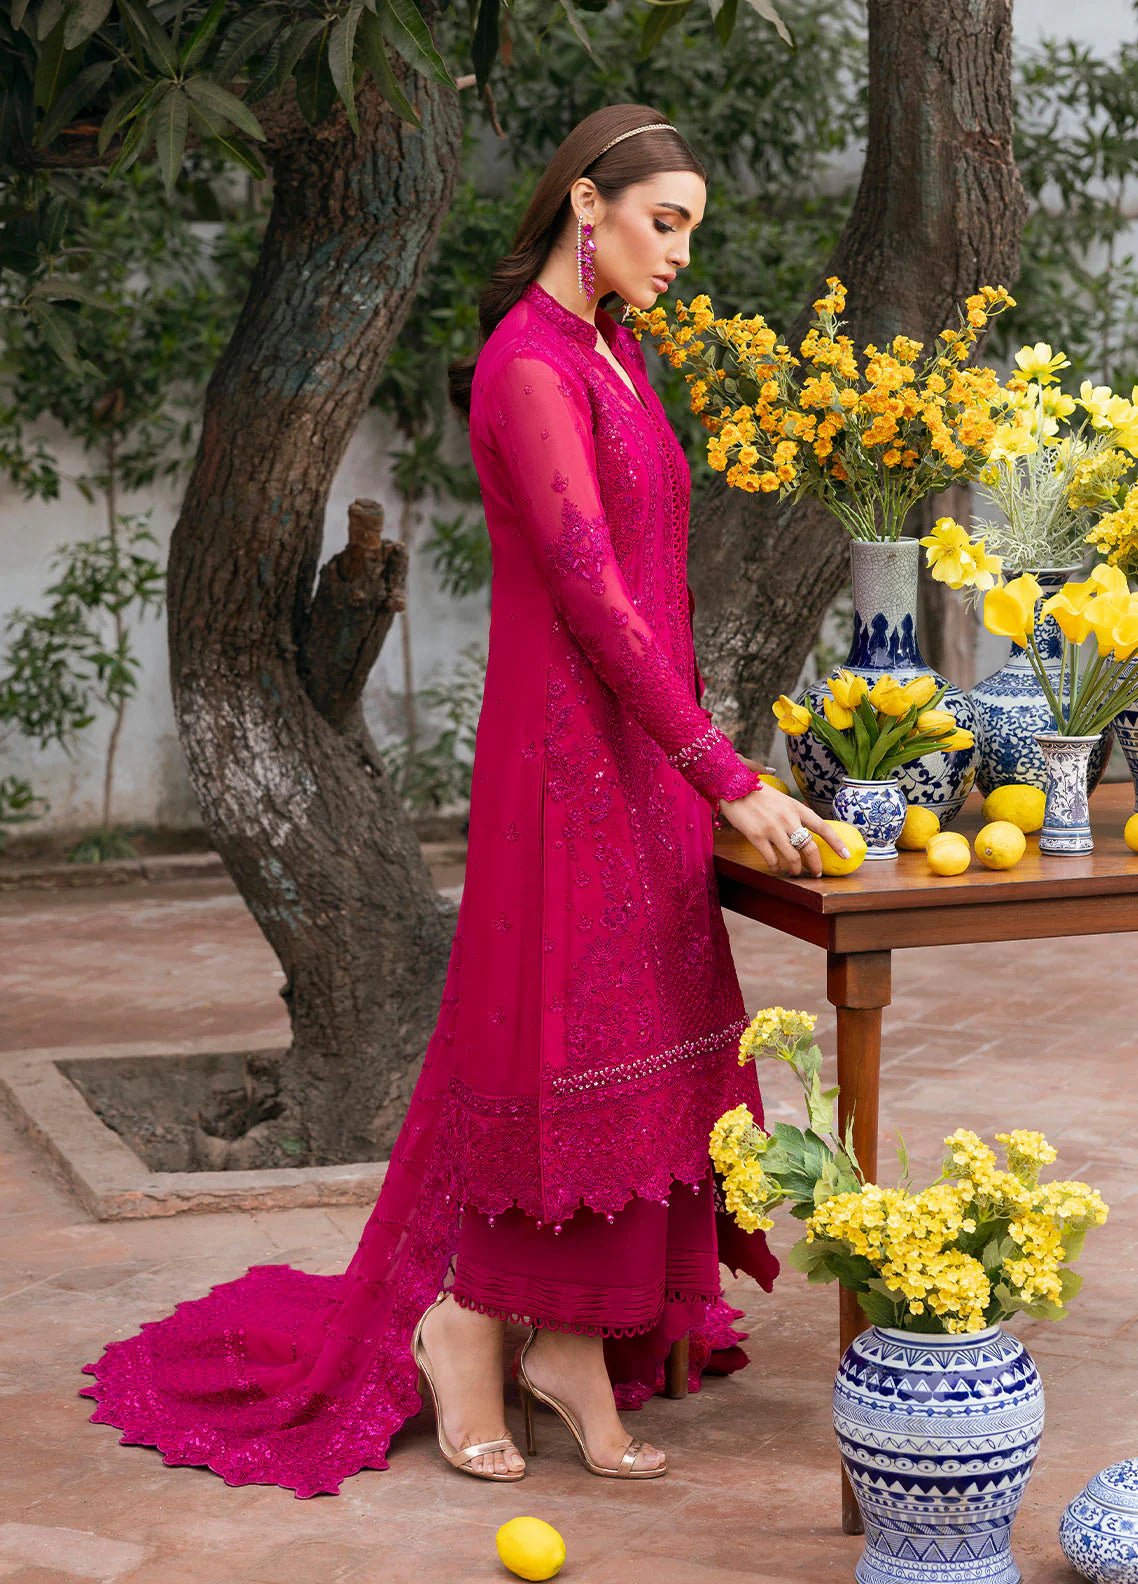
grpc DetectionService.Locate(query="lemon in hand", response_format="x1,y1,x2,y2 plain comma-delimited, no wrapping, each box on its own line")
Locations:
1125,813,1138,852
758,772,792,795
897,804,940,850
982,783,1046,833
974,820,1027,870
496,1517,566,1581
817,819,867,876
926,831,971,876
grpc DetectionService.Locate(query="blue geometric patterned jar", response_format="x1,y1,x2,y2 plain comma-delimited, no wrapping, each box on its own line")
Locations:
1061,1460,1138,1582
833,775,908,859
969,566,1112,797
785,539,977,826
1112,707,1138,813
833,1325,1044,1584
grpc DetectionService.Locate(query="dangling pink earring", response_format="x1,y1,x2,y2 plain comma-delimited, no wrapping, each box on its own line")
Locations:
576,215,596,299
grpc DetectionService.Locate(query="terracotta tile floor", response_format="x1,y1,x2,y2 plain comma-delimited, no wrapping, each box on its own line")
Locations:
1,872,1134,1582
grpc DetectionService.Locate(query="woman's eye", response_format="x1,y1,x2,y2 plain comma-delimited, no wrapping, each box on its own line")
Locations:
654,219,675,234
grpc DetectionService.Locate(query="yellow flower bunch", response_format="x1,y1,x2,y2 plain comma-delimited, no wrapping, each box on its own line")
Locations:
982,564,1138,733
771,670,973,779
629,277,1015,540
708,1103,779,1233
737,1006,818,1067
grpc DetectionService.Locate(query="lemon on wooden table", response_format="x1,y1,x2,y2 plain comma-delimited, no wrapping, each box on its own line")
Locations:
926,831,971,876
496,1517,566,1582
897,804,940,851
982,783,1046,833
974,820,1027,870
1125,813,1138,852
817,819,867,876
758,772,792,795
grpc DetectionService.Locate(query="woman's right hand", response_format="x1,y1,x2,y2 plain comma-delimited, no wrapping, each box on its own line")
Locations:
717,783,850,878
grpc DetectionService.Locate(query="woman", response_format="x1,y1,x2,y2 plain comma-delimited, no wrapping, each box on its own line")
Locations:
80,104,843,1497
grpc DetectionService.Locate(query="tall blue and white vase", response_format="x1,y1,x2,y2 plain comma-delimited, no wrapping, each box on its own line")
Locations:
785,538,977,826
970,566,1113,797
833,775,908,860
1037,731,1101,855
1060,1459,1138,1582
1112,707,1138,813
834,1325,1045,1584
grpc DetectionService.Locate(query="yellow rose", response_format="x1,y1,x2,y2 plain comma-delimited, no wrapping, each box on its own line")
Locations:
772,694,812,735
827,668,869,710
823,696,854,729
983,574,1043,649
868,675,912,717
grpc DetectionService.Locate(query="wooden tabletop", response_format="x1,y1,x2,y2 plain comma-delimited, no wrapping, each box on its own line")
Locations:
714,780,1138,953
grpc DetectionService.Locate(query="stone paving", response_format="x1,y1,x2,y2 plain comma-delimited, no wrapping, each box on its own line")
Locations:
0,864,1134,1583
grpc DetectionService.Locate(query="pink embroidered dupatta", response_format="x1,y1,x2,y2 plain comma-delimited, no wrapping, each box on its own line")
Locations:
79,281,777,1497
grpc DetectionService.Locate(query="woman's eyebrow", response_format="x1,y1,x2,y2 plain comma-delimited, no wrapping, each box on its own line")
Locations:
657,202,701,225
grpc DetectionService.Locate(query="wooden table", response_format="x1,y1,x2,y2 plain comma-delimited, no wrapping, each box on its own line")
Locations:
666,779,1138,1532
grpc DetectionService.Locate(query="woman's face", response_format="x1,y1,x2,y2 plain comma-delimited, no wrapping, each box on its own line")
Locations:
573,170,706,310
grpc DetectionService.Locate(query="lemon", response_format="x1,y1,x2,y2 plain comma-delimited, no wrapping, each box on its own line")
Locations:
1125,813,1138,852
926,831,971,876
817,819,867,876
758,772,791,795
982,783,1046,833
496,1517,566,1582
974,820,1027,870
897,804,940,851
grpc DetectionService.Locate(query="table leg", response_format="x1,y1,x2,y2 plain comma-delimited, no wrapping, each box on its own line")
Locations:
664,1334,689,1398
827,949,892,1537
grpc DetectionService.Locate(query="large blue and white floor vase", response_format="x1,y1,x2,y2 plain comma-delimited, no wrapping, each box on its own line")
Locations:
785,539,977,825
1112,707,1138,814
970,566,1112,797
1036,731,1102,855
833,1325,1044,1584
1061,1460,1138,1583
833,775,908,860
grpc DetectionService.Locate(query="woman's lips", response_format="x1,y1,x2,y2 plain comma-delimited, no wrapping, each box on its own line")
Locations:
651,275,671,292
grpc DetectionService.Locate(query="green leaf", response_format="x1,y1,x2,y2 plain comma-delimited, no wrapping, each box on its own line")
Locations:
153,86,189,195
106,98,154,179
116,0,179,74
26,301,85,375
26,275,107,309
329,0,365,134
36,0,67,41
856,1287,898,1327
470,0,498,89
96,80,151,154
33,14,74,112
786,1235,840,1273
709,0,737,47
293,35,336,126
741,0,793,46
556,0,596,59
377,0,455,86
183,78,267,142
62,0,113,50
179,0,228,70
358,10,420,126
828,1252,876,1289
33,57,113,147
212,10,284,82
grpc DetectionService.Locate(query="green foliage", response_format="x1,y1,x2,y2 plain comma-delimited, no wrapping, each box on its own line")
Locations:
378,642,486,811
997,27,1138,391
0,772,48,850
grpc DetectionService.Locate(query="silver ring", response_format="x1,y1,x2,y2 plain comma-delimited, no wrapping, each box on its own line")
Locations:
788,826,813,850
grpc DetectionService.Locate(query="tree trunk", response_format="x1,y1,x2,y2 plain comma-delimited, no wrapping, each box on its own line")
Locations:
166,63,463,1165
689,0,1026,755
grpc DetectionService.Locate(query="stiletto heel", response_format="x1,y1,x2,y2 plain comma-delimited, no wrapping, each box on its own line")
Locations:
515,1327,667,1480
410,1293,526,1482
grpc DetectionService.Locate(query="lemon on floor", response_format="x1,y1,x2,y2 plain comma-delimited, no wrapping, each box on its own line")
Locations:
974,820,1027,870
926,831,971,876
497,1516,566,1581
982,783,1046,833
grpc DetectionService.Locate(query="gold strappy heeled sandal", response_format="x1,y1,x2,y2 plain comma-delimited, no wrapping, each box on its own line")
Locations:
515,1327,667,1479
411,1293,526,1482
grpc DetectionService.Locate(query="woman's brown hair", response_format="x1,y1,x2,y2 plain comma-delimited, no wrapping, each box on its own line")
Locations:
447,104,706,417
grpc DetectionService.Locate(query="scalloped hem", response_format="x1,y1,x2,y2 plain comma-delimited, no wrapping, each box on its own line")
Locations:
442,1152,727,1227
448,1286,723,1338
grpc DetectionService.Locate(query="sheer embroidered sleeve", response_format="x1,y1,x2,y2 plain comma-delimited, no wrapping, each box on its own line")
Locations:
493,352,760,807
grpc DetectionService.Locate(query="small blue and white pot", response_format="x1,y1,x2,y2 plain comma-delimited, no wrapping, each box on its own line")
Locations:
1036,731,1101,855
785,538,977,826
969,565,1112,797
1060,1459,1138,1582
833,775,908,860
1112,707,1138,813
833,1324,1044,1584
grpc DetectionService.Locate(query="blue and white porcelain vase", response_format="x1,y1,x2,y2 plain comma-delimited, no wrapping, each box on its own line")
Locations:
1061,1459,1138,1582
970,566,1112,797
833,775,907,860
1036,731,1101,855
785,538,977,826
833,1325,1044,1584
1112,707,1138,813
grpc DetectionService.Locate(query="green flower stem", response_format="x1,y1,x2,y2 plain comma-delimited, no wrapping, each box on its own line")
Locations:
1025,627,1068,728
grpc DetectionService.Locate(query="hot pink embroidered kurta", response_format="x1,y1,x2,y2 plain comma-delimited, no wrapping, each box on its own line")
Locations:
77,279,775,1499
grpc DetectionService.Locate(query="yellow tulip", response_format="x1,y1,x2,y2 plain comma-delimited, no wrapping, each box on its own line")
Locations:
983,573,1043,649
823,696,854,729
772,694,812,735
916,708,958,736
827,668,868,709
868,675,912,717
942,729,975,751
902,675,939,709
